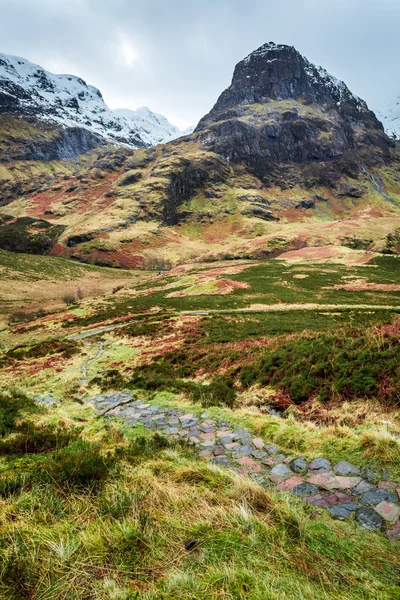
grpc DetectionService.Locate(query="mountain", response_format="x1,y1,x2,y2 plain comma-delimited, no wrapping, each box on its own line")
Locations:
0,42,400,266
195,42,391,188
0,52,182,151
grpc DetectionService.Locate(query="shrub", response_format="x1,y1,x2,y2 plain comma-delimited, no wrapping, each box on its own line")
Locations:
62,293,76,306
0,390,38,437
0,420,80,455
240,330,400,405
189,378,237,408
36,439,116,488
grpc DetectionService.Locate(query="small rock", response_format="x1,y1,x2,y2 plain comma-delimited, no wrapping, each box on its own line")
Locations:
217,430,233,439
213,446,225,456
361,489,398,506
236,457,263,472
327,503,358,519
375,502,400,522
252,438,264,449
352,480,375,496
201,426,215,434
292,483,319,496
273,454,286,464
252,450,267,460
309,472,361,491
386,521,400,541
264,445,279,455
355,508,384,531
378,481,397,489
201,440,215,448
198,450,213,459
333,461,360,476
269,464,292,483
308,458,331,473
305,492,352,508
290,457,308,474
361,465,390,485
224,442,239,449
212,456,231,467
262,457,276,467
277,477,304,492
220,436,235,445
232,445,253,458
200,432,215,441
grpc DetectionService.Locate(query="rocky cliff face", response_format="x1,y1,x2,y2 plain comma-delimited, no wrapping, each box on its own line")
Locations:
195,43,392,187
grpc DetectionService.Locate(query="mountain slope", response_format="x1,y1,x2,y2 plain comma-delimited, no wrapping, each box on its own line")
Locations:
0,52,181,149
1,43,400,267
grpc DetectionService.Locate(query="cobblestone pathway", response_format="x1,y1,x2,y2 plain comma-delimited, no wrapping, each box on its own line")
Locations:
78,390,400,542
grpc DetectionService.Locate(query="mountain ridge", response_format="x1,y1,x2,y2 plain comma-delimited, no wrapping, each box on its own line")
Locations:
0,52,182,150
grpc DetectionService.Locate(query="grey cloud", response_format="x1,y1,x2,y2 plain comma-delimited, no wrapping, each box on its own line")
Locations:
0,0,398,128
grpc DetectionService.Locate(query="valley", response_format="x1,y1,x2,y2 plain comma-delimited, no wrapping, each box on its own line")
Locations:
1,38,400,600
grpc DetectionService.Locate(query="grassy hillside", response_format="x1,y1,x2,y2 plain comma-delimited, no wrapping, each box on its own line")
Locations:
1,126,400,267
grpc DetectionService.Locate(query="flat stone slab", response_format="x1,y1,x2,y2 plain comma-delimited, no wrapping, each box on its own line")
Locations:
232,445,253,458
264,445,279,455
200,432,215,440
292,483,319,496
198,450,212,459
308,472,361,491
277,477,304,492
252,450,267,460
375,502,400,522
268,464,292,483
327,503,358,520
333,461,360,476
213,447,225,457
387,522,400,541
236,456,263,472
252,438,264,449
361,465,390,484
212,456,231,467
308,458,331,474
305,492,353,508
352,480,375,496
361,488,398,506
355,508,384,531
290,457,308,474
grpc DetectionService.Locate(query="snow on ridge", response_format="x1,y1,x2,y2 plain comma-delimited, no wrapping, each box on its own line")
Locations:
0,52,183,148
376,99,400,139
242,42,289,65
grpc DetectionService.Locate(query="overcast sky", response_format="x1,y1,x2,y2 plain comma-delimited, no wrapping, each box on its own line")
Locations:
0,0,398,129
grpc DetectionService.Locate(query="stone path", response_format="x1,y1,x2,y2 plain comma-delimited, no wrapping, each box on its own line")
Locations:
85,390,400,542
79,341,104,384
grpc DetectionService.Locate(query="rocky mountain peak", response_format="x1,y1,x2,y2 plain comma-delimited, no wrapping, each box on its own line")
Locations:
196,42,373,131
194,42,391,188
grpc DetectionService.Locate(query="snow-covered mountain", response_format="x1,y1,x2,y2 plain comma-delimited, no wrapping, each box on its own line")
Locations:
0,52,182,148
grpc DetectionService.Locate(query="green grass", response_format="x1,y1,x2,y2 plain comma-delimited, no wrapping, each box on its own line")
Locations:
0,398,399,600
